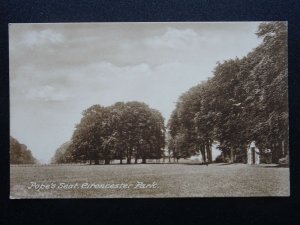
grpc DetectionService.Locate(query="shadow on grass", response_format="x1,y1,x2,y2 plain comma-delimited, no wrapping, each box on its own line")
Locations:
260,164,289,168
46,162,235,166
60,162,213,166
213,163,234,166
179,163,208,166
42,162,288,167
179,162,235,166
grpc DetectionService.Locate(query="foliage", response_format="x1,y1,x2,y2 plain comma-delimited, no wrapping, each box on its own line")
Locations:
167,22,288,163
10,136,38,164
66,101,165,164
51,141,72,164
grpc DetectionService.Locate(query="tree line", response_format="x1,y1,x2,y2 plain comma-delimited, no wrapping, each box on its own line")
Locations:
167,22,288,164
52,101,165,165
52,22,287,165
10,136,38,164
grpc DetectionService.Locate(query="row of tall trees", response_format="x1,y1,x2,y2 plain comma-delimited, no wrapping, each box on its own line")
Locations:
55,101,165,165
167,22,288,163
10,136,38,164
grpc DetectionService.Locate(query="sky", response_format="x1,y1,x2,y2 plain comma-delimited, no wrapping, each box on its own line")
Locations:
9,22,262,163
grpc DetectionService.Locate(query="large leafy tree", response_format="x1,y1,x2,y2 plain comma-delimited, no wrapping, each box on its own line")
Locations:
210,58,250,162
111,101,165,164
246,22,288,162
167,83,214,163
69,105,112,164
68,101,165,164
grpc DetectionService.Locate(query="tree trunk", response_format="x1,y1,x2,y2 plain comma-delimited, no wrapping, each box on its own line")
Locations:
90,160,92,165
209,140,213,162
205,141,212,163
95,159,99,165
127,157,131,164
205,142,209,163
142,158,146,164
104,159,110,165
200,144,206,163
272,142,279,163
271,143,275,163
120,158,123,164
135,157,138,164
230,149,234,163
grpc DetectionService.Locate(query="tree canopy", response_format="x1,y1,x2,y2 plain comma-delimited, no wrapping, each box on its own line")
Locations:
67,101,165,164
167,22,288,163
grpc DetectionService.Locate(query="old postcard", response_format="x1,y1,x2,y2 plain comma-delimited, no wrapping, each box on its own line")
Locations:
9,22,289,198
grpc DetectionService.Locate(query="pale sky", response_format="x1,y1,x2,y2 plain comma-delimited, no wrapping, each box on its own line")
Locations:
9,22,261,163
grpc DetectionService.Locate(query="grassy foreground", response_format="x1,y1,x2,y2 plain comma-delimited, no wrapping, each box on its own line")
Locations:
10,163,289,198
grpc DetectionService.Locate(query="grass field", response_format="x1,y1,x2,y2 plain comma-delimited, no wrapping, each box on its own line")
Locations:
10,163,289,198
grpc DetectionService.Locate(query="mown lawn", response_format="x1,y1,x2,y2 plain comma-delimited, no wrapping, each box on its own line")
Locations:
10,163,289,198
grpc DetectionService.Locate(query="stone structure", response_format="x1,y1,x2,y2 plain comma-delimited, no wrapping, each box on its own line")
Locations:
247,141,260,164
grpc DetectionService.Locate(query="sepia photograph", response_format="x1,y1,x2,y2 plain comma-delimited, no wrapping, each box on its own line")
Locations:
9,22,289,198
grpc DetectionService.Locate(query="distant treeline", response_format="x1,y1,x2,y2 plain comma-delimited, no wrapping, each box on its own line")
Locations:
10,136,38,164
52,101,165,165
167,22,288,163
